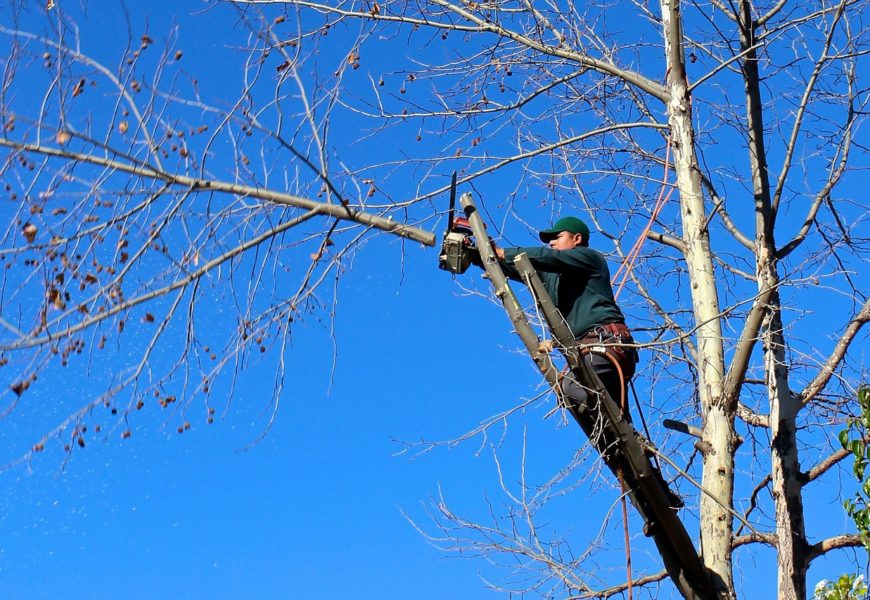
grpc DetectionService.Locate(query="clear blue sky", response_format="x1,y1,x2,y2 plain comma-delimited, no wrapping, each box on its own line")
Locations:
0,1,865,599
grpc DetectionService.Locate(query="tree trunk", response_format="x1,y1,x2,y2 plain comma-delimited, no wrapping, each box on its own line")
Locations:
661,1,734,595
735,1,809,594
766,286,808,599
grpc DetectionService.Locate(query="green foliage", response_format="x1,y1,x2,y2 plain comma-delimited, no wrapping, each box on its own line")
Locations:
840,387,870,554
820,392,870,600
813,574,868,600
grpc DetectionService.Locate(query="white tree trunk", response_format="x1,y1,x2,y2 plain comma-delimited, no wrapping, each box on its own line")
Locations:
661,1,734,595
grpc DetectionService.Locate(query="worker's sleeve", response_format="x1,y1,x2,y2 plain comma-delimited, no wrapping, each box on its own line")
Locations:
467,246,482,267
502,246,599,274
498,251,523,281
467,246,523,281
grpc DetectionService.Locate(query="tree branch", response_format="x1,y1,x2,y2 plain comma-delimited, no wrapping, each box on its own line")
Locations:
807,535,864,563
733,532,777,549
0,208,320,351
804,448,851,484
0,138,436,246
770,0,848,218
736,402,769,428
721,285,777,410
800,298,870,407
646,230,686,252
574,569,669,599
241,0,671,101
778,64,861,259
699,173,753,249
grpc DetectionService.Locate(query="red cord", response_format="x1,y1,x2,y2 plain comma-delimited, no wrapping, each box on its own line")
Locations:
612,138,674,301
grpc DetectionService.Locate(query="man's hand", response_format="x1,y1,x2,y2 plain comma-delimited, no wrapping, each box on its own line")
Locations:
467,242,504,266
537,339,554,353
467,246,482,267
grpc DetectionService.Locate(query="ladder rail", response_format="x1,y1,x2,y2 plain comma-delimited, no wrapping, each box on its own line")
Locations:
457,192,722,600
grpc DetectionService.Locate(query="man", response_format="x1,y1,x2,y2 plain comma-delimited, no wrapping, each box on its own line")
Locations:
471,216,685,510
483,216,638,417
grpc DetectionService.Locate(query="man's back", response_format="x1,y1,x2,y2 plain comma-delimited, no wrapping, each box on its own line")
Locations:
501,245,625,338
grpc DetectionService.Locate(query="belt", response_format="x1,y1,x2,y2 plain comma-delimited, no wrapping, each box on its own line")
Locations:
579,322,632,343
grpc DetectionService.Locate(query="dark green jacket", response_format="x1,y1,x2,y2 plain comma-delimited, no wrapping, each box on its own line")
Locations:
501,246,625,338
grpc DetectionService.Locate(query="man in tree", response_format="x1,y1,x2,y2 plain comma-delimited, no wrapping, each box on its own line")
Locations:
481,216,638,419
479,216,686,513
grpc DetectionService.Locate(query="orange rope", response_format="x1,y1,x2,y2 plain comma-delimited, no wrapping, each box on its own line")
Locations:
612,138,674,301
600,349,632,599
618,471,633,600
606,139,675,594
605,139,675,587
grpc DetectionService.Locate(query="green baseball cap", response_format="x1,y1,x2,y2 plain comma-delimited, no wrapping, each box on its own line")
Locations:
538,216,590,246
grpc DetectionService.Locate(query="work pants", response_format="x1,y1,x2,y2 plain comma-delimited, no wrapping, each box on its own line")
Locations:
560,351,632,421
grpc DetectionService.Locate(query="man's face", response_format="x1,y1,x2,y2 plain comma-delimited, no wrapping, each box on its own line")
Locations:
548,231,583,251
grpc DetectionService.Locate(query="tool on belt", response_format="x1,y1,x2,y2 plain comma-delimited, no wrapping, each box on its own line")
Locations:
579,322,638,381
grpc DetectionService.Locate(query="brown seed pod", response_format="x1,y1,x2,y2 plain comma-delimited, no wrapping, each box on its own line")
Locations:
22,223,37,243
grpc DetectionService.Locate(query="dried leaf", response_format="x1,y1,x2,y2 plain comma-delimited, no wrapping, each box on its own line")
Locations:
22,223,37,243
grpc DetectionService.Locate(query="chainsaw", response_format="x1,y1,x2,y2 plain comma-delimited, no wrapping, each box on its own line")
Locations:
438,171,477,275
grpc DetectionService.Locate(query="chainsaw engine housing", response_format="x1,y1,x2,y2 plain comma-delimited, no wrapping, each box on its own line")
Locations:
438,231,473,274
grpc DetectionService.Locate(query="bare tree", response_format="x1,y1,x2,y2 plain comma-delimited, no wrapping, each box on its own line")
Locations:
0,4,434,460
1,0,868,598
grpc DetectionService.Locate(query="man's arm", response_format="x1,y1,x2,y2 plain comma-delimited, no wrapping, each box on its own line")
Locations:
468,245,523,281
502,246,600,274
495,246,523,281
